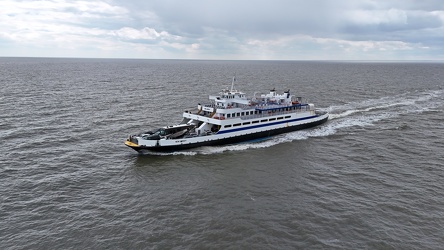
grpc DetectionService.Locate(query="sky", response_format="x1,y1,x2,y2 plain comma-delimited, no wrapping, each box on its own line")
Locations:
1,0,444,60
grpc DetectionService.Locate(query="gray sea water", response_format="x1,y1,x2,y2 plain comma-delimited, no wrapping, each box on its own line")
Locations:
1,58,443,249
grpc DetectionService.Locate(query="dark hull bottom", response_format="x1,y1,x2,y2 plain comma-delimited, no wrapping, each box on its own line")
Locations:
133,116,328,152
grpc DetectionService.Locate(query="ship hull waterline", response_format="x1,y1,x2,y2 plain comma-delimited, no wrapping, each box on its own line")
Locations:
125,115,328,152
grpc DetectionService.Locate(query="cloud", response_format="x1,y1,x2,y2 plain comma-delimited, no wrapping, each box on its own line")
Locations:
343,8,442,34
120,0,443,59
0,0,128,42
0,0,443,59
113,27,180,42
138,0,345,36
0,0,186,57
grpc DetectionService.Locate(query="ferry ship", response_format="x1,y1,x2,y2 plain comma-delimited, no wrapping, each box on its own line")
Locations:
125,80,329,152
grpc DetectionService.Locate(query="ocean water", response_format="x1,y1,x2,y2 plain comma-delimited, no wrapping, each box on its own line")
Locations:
1,58,443,249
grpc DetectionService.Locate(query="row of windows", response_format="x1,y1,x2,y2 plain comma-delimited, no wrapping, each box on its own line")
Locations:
224,116,291,128
224,106,303,118
226,110,258,118
222,94,245,99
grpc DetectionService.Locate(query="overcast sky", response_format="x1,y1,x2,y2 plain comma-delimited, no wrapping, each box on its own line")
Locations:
1,0,444,60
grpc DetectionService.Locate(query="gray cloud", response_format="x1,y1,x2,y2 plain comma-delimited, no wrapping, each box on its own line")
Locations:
117,0,443,48
1,0,443,59
124,0,347,36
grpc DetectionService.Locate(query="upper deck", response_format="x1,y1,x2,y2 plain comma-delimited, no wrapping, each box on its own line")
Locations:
181,86,318,127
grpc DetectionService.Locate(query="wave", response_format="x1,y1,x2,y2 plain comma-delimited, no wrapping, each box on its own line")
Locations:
139,89,443,156
327,89,443,120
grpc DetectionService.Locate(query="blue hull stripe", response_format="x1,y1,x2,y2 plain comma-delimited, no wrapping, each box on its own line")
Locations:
217,115,319,135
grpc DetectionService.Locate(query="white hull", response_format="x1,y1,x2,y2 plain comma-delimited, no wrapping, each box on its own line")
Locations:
126,111,328,152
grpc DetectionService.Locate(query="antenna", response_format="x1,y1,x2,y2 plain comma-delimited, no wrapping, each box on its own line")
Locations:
230,73,236,92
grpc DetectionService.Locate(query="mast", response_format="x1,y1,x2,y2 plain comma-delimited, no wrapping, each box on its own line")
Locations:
230,73,236,92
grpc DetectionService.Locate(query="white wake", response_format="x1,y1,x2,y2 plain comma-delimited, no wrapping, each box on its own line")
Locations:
141,89,443,156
